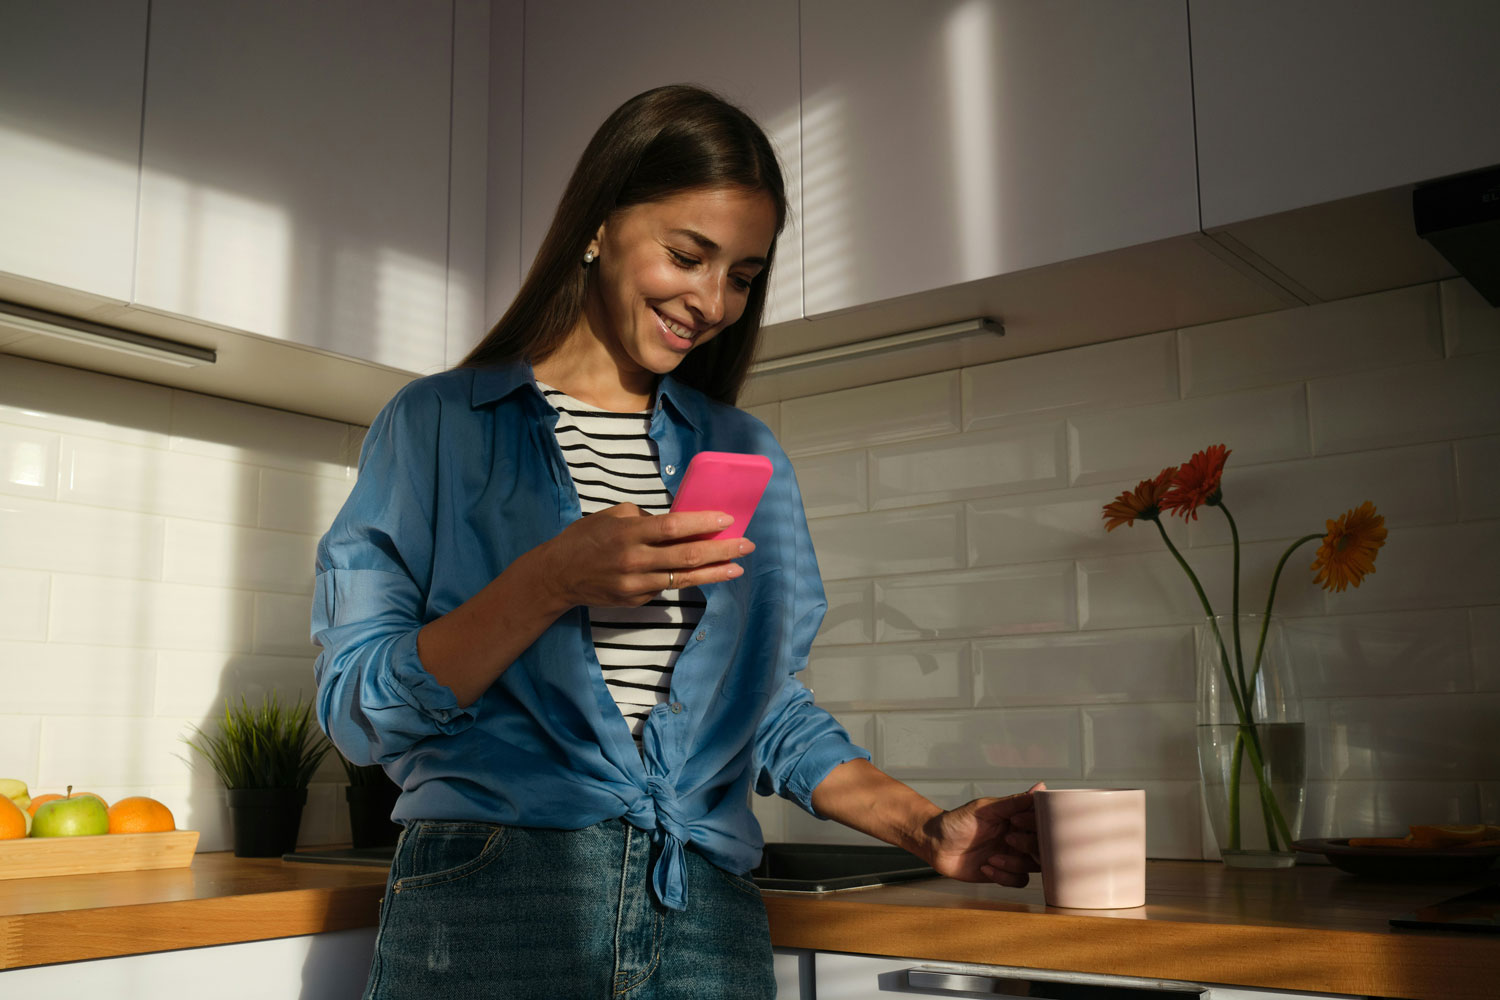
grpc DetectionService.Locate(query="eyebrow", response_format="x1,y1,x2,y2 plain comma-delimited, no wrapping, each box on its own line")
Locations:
669,228,768,268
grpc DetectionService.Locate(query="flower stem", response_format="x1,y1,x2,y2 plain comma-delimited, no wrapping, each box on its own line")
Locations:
1218,505,1250,709
1251,533,1324,693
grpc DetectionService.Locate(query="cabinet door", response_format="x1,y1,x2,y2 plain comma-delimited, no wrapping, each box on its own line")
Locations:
519,0,804,326
0,0,147,303
1192,0,1500,229
135,0,453,374
800,0,1198,318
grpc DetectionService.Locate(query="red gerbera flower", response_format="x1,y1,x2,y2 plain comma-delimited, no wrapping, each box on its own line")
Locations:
1160,445,1231,521
1310,502,1387,592
1102,467,1177,531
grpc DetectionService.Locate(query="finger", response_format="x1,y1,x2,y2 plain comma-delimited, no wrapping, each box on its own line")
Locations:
1005,831,1038,857
1009,811,1037,832
979,864,1030,888
649,510,736,542
970,791,1035,822
655,559,746,592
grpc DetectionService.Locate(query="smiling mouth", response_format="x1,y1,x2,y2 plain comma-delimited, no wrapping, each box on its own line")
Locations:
657,310,699,343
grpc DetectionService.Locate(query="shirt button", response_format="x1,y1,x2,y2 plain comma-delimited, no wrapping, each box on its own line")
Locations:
665,464,676,476
670,702,684,714
695,631,707,641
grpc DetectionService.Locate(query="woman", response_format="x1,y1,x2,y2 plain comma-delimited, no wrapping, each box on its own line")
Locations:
313,84,1040,1000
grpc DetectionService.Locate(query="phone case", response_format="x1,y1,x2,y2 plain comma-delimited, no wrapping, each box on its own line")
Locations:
669,451,774,540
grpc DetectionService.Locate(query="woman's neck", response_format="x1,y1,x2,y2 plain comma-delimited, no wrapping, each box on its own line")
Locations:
532,325,654,412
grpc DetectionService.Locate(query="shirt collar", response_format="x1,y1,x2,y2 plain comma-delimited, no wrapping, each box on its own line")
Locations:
468,361,705,433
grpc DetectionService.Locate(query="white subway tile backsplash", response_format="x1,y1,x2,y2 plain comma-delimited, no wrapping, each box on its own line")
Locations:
49,574,255,651
750,791,789,843
808,505,965,581
0,715,41,785
163,520,318,595
792,450,867,518
869,423,1068,509
38,715,198,788
1300,780,1481,839
829,712,877,758
0,567,49,640
964,332,1178,431
1281,610,1472,699
1309,354,1500,454
1455,436,1500,521
1474,606,1500,692
967,484,1185,568
1067,384,1309,487
875,562,1076,641
154,650,319,718
1185,445,1457,549
974,627,1195,708
1078,541,1325,632
254,592,319,656
259,467,355,535
779,372,960,456
816,579,874,646
0,496,165,581
0,355,172,447
1482,782,1500,823
0,642,155,716
879,709,1081,780
1180,285,1443,397
806,641,970,711
1306,693,1500,781
1441,278,1500,357
170,390,349,479
1323,522,1500,614
1083,703,1197,780
0,422,58,499
60,436,261,526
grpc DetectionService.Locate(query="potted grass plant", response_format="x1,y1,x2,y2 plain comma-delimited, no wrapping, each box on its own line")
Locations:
183,692,333,857
339,753,403,849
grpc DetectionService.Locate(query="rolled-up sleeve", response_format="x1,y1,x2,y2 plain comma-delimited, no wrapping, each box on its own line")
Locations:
311,383,475,765
752,450,870,814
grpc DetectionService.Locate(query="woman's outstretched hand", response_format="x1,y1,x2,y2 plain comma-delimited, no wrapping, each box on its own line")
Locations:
920,783,1045,887
542,503,755,608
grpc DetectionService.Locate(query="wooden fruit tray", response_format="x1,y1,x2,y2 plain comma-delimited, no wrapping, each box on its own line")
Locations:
0,830,199,881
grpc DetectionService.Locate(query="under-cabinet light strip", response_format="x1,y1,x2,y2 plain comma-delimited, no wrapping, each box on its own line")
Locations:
749,317,1002,376
0,301,216,368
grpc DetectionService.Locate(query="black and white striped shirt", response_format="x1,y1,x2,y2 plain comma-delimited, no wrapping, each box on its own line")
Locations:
540,383,705,742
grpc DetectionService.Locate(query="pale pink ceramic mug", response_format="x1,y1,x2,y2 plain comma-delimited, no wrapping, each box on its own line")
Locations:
1034,788,1146,909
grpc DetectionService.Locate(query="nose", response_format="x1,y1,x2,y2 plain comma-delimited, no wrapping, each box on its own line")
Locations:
687,271,726,328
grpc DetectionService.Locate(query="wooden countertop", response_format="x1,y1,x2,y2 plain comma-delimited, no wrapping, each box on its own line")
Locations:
2,853,1495,999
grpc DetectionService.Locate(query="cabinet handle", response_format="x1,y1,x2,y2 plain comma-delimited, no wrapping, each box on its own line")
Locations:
898,969,1206,999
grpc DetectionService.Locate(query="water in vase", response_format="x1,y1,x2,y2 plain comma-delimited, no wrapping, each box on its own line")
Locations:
1197,722,1307,868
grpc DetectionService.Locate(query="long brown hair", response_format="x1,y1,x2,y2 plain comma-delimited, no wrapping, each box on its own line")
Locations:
459,85,787,405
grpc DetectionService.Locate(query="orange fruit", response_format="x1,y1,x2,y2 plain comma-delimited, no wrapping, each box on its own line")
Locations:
0,796,26,839
107,796,175,834
1409,824,1488,847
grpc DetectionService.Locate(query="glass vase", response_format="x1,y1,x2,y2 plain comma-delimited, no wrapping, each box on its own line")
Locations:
1195,613,1307,869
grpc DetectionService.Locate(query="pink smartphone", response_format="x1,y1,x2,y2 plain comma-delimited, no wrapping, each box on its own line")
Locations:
669,451,774,540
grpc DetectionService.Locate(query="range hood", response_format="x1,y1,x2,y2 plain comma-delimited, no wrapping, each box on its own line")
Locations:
1415,164,1500,307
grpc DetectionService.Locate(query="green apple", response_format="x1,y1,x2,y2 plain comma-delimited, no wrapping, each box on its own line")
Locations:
31,786,109,837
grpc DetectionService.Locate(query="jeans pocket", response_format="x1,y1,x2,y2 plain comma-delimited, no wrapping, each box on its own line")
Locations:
392,820,509,893
709,863,763,899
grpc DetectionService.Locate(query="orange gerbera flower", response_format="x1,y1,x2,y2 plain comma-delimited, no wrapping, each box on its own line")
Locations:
1310,501,1387,592
1160,445,1231,521
1102,467,1177,531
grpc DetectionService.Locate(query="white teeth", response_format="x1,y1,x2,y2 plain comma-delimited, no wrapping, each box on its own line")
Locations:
659,313,694,341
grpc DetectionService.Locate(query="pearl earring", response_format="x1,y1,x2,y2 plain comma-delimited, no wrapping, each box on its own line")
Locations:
582,249,597,265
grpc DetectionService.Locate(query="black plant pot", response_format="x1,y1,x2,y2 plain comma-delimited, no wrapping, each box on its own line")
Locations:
226,787,308,857
346,779,402,849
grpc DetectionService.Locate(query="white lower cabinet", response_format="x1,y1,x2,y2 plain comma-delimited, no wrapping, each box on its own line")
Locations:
812,952,1369,1000
774,946,815,998
0,928,378,998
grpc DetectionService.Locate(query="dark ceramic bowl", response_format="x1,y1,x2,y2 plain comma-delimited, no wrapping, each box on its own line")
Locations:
1294,837,1500,881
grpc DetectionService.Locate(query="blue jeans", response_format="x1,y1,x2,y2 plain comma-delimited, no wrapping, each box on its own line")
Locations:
362,819,775,999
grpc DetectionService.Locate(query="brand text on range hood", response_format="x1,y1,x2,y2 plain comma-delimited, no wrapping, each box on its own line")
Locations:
1415,164,1500,308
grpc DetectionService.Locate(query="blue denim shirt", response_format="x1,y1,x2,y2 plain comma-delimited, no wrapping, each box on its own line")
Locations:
311,363,869,910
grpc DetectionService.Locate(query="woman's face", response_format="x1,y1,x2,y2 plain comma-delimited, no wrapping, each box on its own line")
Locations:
584,185,777,386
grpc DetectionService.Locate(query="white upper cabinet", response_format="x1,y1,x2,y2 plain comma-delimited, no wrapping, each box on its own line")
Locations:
0,0,147,303
799,0,1199,318
134,0,455,374
518,0,804,326
1191,0,1500,229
